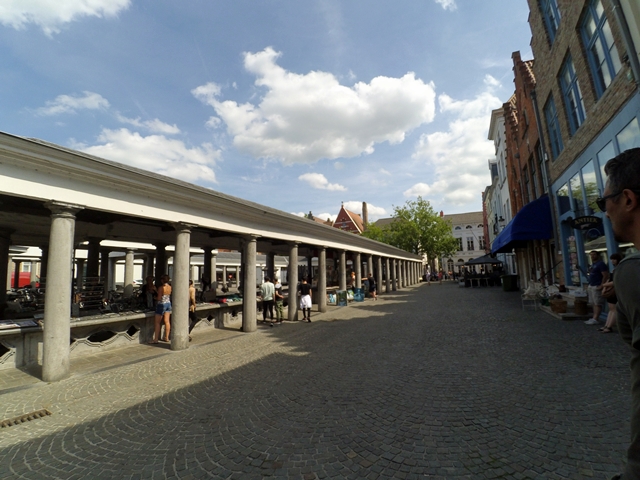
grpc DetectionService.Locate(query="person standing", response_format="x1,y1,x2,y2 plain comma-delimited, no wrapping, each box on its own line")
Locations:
600,253,623,334
141,275,157,311
151,275,171,344
299,277,312,322
260,276,275,327
274,276,284,324
367,273,377,300
600,148,640,479
188,279,197,340
584,250,610,325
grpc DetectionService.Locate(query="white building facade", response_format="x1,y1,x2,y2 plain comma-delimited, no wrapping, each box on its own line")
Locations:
486,108,516,275
441,212,486,275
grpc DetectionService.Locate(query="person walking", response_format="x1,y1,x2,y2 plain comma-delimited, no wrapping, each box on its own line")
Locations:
188,279,197,340
600,148,640,479
584,250,609,325
367,273,377,300
274,276,285,324
260,276,275,327
600,253,623,334
151,275,171,344
299,277,312,322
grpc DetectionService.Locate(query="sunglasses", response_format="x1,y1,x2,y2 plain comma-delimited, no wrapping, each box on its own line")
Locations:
595,191,622,212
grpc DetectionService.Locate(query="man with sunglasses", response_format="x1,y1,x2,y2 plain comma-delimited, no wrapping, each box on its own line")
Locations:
600,148,640,480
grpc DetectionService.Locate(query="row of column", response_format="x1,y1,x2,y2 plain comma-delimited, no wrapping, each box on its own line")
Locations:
13,202,422,383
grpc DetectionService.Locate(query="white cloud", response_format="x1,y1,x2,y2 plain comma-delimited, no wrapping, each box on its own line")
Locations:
315,212,336,222
75,128,220,184
343,200,387,221
116,114,180,135
0,0,130,35
410,88,502,206
380,168,391,176
298,173,346,191
192,47,436,164
37,91,110,116
434,0,457,11
483,74,501,89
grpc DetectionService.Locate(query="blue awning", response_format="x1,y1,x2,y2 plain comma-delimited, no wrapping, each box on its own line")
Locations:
491,195,553,254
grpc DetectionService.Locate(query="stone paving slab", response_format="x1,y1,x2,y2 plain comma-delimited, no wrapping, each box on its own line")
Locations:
0,282,631,479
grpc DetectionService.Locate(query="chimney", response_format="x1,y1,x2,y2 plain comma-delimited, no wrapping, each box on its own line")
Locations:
362,202,368,229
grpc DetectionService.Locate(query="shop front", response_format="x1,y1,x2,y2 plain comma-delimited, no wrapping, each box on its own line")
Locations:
551,95,640,286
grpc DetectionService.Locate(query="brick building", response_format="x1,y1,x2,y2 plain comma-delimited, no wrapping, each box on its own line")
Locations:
526,0,640,286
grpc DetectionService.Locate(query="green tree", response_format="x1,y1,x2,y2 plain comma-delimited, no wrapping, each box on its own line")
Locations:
364,197,458,261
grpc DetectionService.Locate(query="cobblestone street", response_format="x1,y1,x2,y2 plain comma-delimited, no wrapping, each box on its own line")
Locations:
0,282,632,479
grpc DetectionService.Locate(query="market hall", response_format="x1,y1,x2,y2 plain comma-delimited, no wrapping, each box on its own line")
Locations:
0,131,423,382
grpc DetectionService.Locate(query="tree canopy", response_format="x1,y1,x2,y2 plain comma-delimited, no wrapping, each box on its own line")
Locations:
362,197,458,261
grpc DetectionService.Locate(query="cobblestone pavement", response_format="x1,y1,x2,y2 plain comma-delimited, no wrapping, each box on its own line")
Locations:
0,283,632,479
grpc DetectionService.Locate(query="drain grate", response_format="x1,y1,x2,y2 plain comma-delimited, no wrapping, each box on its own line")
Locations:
1,408,52,428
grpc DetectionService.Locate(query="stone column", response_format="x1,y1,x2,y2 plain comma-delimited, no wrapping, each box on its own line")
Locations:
13,259,22,289
266,251,275,281
222,265,227,287
288,242,299,321
108,257,116,291
395,259,401,290
124,249,135,297
30,261,38,284
75,258,84,290
144,253,154,279
306,255,313,282
210,251,217,290
42,202,82,383
154,243,167,283
376,256,383,294
367,254,374,277
355,252,362,289
339,250,347,291
0,231,11,304
86,238,101,278
203,247,212,286
403,261,408,287
100,250,110,298
172,223,193,349
318,247,327,313
242,235,258,332
385,258,391,293
40,245,49,281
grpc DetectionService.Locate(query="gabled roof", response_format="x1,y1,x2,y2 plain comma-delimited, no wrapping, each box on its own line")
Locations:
345,209,364,233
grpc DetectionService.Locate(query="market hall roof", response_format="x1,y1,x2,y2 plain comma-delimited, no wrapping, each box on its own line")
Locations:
0,131,420,260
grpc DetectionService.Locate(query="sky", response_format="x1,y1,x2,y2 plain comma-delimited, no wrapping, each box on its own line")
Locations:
0,0,533,223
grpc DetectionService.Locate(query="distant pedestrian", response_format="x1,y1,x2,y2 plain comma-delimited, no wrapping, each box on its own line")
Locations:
141,275,157,310
367,273,377,300
260,276,275,326
274,277,284,324
299,277,312,322
151,275,171,344
584,250,609,325
600,253,623,334
188,280,197,340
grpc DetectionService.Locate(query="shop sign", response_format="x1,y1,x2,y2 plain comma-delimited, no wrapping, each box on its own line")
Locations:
569,216,601,230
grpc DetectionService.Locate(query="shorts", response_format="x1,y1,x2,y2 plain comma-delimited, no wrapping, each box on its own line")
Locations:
155,302,172,314
300,295,312,309
587,285,604,306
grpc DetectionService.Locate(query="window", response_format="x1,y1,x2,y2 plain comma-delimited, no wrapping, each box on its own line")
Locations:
479,236,486,250
581,161,598,213
456,238,463,251
617,117,640,151
454,226,462,230
544,95,564,159
560,57,586,134
597,141,616,186
540,0,561,43
581,0,622,98
466,237,475,251
570,172,584,214
557,183,571,215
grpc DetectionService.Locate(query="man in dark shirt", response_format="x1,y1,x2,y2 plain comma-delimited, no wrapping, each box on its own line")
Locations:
601,148,640,479
299,278,312,322
584,250,609,325
367,273,377,300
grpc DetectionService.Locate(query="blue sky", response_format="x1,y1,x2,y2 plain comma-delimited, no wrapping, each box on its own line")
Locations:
0,0,532,222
